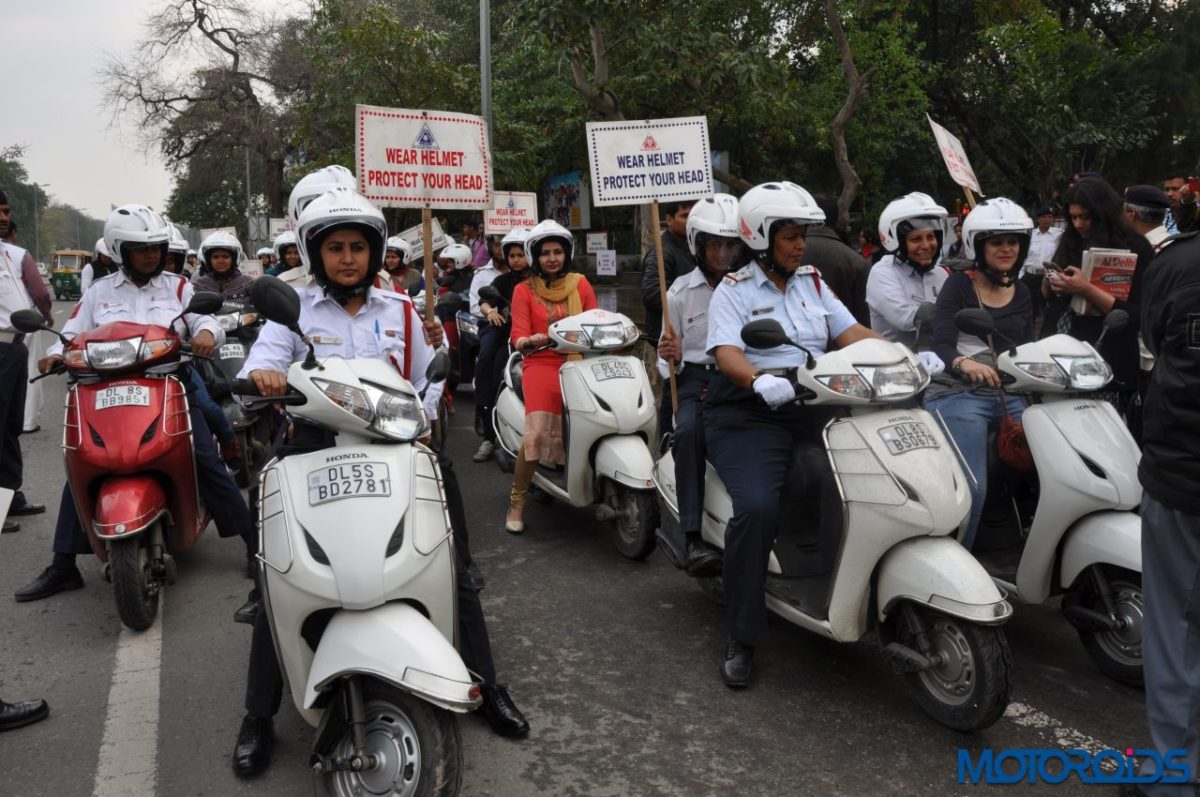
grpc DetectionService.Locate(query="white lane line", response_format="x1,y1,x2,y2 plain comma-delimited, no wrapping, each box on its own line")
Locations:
1004,701,1117,757
92,597,164,797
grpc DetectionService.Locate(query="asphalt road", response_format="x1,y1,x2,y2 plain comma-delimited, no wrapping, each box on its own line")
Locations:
0,299,1150,796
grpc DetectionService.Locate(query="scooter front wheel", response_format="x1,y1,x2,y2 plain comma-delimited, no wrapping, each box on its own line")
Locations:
110,536,160,632
1071,567,1144,688
325,681,462,797
895,606,1012,732
611,485,659,561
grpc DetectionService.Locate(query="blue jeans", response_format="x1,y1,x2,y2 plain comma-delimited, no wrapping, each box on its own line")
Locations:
924,390,1025,550
188,366,234,446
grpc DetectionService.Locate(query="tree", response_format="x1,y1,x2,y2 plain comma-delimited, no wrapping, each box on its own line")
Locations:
0,145,53,259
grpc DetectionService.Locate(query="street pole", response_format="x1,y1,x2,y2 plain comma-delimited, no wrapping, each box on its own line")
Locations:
480,0,492,150
30,183,47,263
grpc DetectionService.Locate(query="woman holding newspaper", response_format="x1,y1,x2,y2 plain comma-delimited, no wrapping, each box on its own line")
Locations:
1042,176,1154,410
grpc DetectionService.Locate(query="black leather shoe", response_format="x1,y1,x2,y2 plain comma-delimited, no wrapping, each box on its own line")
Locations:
479,684,529,738
721,638,755,688
14,565,84,602
231,715,273,778
0,697,49,731
2,520,19,534
684,538,722,578
234,590,260,625
10,502,45,516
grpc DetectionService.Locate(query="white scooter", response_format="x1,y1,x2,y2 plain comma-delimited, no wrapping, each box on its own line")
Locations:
484,286,659,560
953,308,1144,687
235,277,477,797
655,320,1014,732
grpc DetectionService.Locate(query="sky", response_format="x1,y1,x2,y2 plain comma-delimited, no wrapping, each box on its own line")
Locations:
7,0,302,220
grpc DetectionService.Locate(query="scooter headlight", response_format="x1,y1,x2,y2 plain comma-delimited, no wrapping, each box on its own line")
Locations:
312,378,374,423
86,337,143,371
1052,354,1112,390
582,322,638,350
1015,361,1069,387
856,360,925,399
816,373,873,399
216,312,241,332
364,381,429,441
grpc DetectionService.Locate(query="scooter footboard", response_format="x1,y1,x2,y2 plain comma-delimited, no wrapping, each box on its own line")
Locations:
876,537,1012,625
304,603,480,713
93,475,169,539
1059,510,1141,589
595,435,656,489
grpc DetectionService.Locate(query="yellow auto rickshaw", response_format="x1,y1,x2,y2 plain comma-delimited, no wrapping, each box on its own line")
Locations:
50,249,89,300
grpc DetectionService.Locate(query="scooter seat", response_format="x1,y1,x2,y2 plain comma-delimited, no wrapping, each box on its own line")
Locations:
509,359,524,403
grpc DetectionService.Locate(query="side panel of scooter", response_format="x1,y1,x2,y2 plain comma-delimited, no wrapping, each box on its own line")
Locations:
304,603,478,713
1017,402,1140,603
875,536,1010,625
1059,509,1141,589
493,386,525,458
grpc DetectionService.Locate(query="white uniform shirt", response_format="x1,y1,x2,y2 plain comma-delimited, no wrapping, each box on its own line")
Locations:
238,286,443,415
0,242,34,332
1145,225,1171,251
664,267,717,367
468,264,501,318
707,262,856,368
1024,227,1063,275
49,270,224,356
865,254,948,346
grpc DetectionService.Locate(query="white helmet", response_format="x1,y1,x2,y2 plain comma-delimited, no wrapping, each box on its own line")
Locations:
186,248,196,257
199,230,246,272
737,182,825,253
500,227,530,259
103,204,170,267
93,237,110,261
296,187,386,292
287,165,357,228
524,219,574,277
877,192,948,262
167,224,187,254
255,247,272,260
962,197,1033,264
438,242,473,270
273,230,298,261
686,193,746,274
384,235,412,266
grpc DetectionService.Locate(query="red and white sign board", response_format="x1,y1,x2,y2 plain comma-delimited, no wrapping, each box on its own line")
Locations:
485,191,538,234
928,114,983,195
586,116,713,207
356,105,493,209
395,218,451,254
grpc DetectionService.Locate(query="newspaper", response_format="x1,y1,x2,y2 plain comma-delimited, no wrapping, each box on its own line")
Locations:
1070,248,1137,315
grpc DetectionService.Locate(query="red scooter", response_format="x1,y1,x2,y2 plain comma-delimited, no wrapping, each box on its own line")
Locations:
12,292,223,630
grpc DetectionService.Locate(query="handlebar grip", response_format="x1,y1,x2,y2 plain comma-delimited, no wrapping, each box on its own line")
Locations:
231,378,262,397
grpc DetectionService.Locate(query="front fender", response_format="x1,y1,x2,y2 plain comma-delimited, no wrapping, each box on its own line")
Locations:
876,537,1012,625
304,603,480,713
1060,510,1141,588
93,475,169,538
594,435,656,490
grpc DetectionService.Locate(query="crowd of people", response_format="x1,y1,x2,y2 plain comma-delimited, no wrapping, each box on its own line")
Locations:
1,163,1199,794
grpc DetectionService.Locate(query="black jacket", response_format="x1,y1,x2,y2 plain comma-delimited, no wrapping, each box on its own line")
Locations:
1139,232,1200,513
640,230,695,341
803,226,871,326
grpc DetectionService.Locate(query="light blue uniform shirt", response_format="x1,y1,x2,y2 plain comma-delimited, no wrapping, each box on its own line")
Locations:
706,262,857,368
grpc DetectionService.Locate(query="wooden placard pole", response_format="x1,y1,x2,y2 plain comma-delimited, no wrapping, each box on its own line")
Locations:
962,187,978,210
651,199,679,415
421,206,435,324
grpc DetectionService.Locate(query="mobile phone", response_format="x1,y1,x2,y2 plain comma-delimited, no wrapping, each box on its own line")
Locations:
1042,261,1062,272
1188,177,1200,194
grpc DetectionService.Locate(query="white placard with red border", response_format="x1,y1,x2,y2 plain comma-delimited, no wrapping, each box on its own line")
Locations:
927,114,983,195
586,232,609,254
356,105,493,209
395,218,451,254
595,249,618,277
485,191,538,234
586,116,714,207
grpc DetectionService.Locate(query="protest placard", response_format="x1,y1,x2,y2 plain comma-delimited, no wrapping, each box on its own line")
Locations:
586,232,609,254
485,191,538,234
595,249,618,277
586,116,713,207
395,218,451,254
928,114,983,200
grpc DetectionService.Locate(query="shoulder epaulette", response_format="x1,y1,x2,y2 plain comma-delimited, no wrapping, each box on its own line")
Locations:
722,265,755,285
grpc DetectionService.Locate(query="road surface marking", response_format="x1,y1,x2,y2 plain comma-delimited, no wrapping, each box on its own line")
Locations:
92,597,164,797
1005,701,1116,757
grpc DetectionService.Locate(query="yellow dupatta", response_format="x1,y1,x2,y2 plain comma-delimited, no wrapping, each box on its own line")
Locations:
530,273,585,360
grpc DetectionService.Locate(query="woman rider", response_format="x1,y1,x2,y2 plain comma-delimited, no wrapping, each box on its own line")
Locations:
865,192,950,346
194,230,255,302
504,220,598,532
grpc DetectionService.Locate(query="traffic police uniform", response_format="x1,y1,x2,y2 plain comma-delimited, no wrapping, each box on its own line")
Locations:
0,242,33,513
46,270,254,556
236,286,505,721
704,262,856,647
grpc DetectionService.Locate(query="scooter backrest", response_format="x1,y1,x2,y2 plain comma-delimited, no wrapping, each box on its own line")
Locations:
251,276,302,329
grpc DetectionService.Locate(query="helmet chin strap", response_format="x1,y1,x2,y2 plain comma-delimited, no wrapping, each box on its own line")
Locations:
979,266,1016,287
323,281,371,305
757,252,795,279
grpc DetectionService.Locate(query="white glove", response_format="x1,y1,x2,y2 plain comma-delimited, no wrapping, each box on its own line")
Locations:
917,351,945,376
752,374,796,409
422,380,445,423
655,357,672,380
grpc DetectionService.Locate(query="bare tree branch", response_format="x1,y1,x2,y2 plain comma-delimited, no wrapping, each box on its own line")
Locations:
825,0,872,234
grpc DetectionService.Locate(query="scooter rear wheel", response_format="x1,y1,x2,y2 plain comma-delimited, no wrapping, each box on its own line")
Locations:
325,681,462,797
611,485,659,560
111,536,160,632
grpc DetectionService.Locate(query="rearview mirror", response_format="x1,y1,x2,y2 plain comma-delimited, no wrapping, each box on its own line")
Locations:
426,351,451,383
1104,308,1130,334
914,302,937,329
740,319,792,350
955,308,996,340
250,276,302,329
9,309,49,334
185,291,223,316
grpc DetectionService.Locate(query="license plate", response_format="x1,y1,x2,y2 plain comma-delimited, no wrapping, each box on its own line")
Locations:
219,343,246,359
307,462,391,506
878,422,939,455
95,385,151,410
592,361,634,381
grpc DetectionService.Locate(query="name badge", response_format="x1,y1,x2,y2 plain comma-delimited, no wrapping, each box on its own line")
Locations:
310,335,344,345
750,306,775,317
383,328,403,338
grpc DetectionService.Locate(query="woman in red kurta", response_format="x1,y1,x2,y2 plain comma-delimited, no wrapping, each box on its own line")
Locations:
505,220,597,532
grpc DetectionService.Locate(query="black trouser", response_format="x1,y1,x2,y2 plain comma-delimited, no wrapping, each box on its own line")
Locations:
474,323,505,443
245,444,496,718
0,340,28,503
672,365,717,535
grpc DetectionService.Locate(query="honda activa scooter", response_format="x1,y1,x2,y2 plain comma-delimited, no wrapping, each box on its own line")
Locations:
953,308,1144,687
12,293,224,631
486,286,659,559
655,319,1013,731
233,277,477,796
